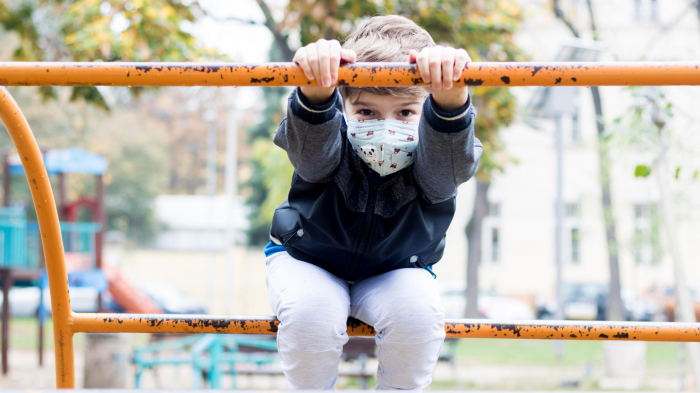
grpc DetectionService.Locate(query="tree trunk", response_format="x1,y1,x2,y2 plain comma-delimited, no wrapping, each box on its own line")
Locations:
653,101,700,389
590,86,625,321
465,179,489,318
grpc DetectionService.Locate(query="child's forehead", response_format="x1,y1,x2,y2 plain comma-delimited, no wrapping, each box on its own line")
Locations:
345,91,425,107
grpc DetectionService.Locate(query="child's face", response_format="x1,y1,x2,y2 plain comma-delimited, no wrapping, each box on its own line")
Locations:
344,92,425,123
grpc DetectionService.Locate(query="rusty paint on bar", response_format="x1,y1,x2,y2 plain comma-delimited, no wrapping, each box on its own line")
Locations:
72,313,700,342
71,313,376,336
0,87,75,388
2,62,700,87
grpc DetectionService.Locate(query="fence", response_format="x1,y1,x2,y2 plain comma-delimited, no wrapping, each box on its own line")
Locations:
1,61,700,388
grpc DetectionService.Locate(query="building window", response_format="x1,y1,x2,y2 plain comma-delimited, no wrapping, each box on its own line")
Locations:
566,203,580,217
633,0,660,23
634,0,642,21
491,228,500,263
650,0,658,22
488,203,500,217
633,203,661,264
482,202,501,264
564,202,581,264
571,227,580,263
571,113,580,144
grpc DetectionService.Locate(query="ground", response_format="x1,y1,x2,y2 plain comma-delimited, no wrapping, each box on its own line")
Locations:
0,318,688,390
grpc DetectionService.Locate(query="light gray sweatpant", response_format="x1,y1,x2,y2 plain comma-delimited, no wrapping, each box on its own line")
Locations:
265,251,446,390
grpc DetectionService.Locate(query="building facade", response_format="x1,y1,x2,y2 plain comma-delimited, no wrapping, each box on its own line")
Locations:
435,0,700,300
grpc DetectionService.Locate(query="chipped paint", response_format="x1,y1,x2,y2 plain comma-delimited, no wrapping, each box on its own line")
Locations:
70,313,700,342
2,61,700,87
0,87,73,387
6,62,700,389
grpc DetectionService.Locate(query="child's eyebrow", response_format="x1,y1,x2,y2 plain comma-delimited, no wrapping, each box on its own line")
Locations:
352,100,374,107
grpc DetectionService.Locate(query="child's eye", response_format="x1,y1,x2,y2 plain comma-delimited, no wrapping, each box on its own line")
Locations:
399,110,414,117
358,109,373,116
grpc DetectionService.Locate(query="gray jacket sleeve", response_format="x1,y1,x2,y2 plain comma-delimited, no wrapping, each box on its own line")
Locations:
413,94,483,204
272,88,344,183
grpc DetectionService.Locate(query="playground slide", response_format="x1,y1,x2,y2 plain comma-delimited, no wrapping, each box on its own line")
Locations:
102,265,164,314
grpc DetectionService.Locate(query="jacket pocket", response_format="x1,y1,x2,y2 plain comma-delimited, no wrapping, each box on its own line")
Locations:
270,200,305,247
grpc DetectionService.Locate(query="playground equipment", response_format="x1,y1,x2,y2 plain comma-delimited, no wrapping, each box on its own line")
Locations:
0,147,163,374
133,335,278,389
2,62,700,388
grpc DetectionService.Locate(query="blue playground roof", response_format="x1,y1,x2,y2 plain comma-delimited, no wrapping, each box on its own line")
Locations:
9,147,108,176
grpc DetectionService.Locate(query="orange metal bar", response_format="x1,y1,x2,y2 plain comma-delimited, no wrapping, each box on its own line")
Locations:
2,62,700,87
72,313,700,342
5,61,700,388
0,87,74,388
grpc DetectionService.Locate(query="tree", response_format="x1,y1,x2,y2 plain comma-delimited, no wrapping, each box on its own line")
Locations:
551,0,625,322
617,87,700,388
0,0,221,243
0,0,217,109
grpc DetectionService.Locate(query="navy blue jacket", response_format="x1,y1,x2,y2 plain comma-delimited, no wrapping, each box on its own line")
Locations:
269,88,482,281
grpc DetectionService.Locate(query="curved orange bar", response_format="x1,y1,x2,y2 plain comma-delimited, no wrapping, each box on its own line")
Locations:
73,313,700,342
0,87,74,388
1,62,700,86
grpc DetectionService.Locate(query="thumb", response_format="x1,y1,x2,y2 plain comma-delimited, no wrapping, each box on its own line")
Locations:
409,49,418,63
340,49,357,63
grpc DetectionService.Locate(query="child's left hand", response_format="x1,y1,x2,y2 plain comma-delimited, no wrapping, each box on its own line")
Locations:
409,46,471,112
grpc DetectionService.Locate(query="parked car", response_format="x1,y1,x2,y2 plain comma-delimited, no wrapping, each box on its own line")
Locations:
0,286,101,317
440,282,535,320
134,282,208,314
643,285,700,322
536,283,661,321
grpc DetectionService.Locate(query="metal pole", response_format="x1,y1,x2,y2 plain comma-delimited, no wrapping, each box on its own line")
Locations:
2,152,10,207
205,110,217,310
4,62,700,87
70,312,700,341
1,268,12,374
224,90,237,315
554,115,565,360
0,87,74,387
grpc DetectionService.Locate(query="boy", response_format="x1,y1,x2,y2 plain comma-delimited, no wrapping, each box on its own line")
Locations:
264,15,482,390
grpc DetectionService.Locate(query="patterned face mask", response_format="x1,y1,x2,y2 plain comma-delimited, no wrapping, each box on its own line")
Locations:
345,117,419,177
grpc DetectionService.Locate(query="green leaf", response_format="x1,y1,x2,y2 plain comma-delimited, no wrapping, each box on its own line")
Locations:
634,165,652,178
675,167,681,179
694,170,699,180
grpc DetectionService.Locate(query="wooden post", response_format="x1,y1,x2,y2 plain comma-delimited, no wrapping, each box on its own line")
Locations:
2,152,10,207
58,172,66,220
95,174,105,312
1,268,14,374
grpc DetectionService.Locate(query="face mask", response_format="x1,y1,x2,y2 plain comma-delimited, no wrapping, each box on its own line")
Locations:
345,117,419,177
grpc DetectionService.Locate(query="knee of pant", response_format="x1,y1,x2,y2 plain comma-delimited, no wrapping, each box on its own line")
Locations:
277,304,349,352
377,301,445,344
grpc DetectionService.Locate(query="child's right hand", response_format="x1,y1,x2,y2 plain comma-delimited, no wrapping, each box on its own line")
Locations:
294,39,356,105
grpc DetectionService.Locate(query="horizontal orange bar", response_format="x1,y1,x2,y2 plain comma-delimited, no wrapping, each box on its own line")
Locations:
72,313,700,342
2,62,700,87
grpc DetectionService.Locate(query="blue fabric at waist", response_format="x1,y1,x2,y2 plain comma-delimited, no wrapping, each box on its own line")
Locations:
264,241,286,257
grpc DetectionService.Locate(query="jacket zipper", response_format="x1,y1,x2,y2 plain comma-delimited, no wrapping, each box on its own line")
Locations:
346,184,377,280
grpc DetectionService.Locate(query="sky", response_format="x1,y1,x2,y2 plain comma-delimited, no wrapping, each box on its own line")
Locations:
188,0,282,109
192,0,276,63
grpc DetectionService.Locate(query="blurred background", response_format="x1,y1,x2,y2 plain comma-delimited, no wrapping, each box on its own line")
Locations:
1,0,700,390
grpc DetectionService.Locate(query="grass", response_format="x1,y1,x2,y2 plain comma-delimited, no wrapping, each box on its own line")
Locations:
453,338,679,366
7,317,150,351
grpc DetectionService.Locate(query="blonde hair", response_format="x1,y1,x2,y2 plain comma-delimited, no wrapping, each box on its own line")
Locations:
340,15,435,102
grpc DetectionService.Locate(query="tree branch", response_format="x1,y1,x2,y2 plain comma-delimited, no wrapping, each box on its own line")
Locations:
552,0,580,38
586,0,599,41
202,11,262,25
255,0,295,61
